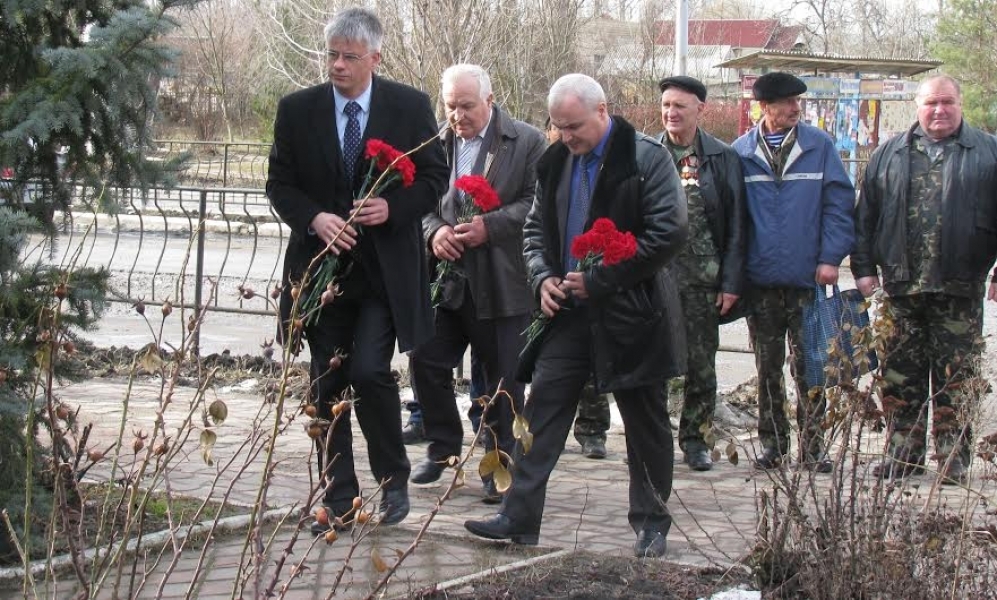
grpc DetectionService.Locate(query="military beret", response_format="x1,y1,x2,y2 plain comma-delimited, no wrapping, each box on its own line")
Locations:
752,72,807,102
658,75,707,102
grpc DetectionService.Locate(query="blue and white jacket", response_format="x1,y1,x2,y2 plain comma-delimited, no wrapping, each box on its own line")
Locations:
732,122,855,289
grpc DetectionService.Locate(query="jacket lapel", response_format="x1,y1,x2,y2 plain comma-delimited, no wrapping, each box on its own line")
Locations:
362,76,388,149
314,84,342,178
438,129,460,223
555,157,572,245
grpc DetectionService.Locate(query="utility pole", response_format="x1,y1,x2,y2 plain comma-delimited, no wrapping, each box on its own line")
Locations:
675,0,689,75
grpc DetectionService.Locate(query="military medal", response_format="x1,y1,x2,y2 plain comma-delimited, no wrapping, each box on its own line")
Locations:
679,156,699,187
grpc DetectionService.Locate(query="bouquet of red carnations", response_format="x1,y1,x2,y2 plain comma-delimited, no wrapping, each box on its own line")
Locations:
300,139,416,325
429,174,501,307
517,218,638,380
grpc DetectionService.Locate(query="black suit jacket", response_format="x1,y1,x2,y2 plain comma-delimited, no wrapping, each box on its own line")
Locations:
267,77,449,352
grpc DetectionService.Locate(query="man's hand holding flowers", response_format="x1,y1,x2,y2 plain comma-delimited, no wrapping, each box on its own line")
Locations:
350,196,390,226
309,212,358,254
539,276,568,318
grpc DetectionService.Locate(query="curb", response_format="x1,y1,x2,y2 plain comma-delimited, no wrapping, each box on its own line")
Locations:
57,211,290,239
0,506,297,585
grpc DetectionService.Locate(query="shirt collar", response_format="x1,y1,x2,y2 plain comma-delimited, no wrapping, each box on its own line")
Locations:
589,118,613,163
333,82,373,116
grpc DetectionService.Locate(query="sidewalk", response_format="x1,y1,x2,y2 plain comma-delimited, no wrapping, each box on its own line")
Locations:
41,370,762,599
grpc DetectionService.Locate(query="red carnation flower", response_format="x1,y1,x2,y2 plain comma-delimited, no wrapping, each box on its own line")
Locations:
570,228,604,260
455,175,501,213
394,155,416,187
591,218,617,236
363,139,416,188
601,231,637,266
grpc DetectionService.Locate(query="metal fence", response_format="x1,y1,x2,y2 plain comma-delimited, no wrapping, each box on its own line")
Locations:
41,140,869,349
49,183,287,354
154,139,271,189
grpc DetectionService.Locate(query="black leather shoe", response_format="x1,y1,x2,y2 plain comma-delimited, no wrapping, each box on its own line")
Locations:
634,529,667,558
411,459,445,484
581,438,607,459
464,514,539,545
481,477,503,504
753,447,788,470
402,420,426,445
684,445,713,471
377,488,409,526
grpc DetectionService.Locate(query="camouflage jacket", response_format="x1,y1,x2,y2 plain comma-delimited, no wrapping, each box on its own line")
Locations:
854,121,997,287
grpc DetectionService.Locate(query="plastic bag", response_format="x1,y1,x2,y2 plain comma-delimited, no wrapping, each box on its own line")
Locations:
801,284,878,389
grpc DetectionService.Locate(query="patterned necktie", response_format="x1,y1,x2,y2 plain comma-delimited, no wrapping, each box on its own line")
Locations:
343,101,362,182
564,154,592,272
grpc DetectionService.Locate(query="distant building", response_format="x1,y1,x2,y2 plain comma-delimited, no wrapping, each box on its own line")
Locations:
578,17,806,94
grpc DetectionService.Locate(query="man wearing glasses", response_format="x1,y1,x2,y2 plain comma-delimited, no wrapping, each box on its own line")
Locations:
266,7,448,534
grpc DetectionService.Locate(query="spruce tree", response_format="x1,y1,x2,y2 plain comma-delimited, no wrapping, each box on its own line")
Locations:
0,0,198,562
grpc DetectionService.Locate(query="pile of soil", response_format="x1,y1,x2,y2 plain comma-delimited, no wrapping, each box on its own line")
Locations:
416,552,755,600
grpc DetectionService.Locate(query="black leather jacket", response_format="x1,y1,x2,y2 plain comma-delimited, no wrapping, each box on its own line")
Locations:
853,121,997,286
655,129,747,295
524,117,689,392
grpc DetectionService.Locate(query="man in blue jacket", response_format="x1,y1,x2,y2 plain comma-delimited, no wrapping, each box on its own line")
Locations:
732,72,854,471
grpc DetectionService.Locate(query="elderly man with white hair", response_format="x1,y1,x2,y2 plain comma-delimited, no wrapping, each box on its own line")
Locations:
408,64,546,503
464,73,688,558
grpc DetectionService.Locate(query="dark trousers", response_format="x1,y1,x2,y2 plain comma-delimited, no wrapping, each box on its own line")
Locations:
881,293,983,464
501,307,674,536
406,348,485,432
306,277,409,513
409,290,528,462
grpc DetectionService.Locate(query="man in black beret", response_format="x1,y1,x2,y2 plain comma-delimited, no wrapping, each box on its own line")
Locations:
655,75,746,472
751,71,808,103
732,71,855,473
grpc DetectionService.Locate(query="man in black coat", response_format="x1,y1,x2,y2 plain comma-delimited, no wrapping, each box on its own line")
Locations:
266,7,448,533
464,74,688,558
408,64,546,502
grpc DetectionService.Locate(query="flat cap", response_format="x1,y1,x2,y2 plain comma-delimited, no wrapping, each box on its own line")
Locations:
658,75,707,102
752,72,807,102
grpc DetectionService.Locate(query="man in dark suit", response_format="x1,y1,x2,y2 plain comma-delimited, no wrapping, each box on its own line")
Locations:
408,64,545,502
464,74,688,558
266,7,448,534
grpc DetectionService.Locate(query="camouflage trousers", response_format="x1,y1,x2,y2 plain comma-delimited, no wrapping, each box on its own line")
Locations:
880,293,983,466
676,289,721,450
573,381,610,444
747,286,825,458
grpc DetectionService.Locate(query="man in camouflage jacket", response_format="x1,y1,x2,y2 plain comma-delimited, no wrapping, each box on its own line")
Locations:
854,75,997,483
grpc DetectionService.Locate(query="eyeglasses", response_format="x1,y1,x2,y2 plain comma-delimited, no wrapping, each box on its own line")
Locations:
326,50,373,64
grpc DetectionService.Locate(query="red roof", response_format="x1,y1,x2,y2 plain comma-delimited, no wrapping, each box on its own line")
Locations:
655,19,801,50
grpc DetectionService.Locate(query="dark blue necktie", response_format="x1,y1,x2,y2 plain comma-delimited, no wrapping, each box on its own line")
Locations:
564,154,592,272
343,101,362,182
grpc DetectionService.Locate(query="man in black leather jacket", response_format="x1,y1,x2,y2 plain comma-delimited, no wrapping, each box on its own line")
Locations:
464,73,688,558
854,75,997,483
655,75,746,472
